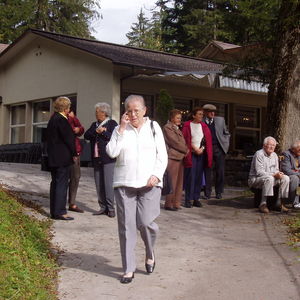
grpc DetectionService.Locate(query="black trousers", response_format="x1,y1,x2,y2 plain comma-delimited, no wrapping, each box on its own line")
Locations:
50,166,70,216
204,145,225,196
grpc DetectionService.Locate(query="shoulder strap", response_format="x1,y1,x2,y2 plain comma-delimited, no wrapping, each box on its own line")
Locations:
150,120,156,138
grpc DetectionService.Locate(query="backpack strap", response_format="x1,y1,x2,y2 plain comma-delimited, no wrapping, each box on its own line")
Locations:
150,120,156,138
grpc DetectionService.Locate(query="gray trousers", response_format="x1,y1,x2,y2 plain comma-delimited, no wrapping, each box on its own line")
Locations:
94,162,115,211
248,175,289,206
115,186,161,273
288,175,300,205
68,157,81,205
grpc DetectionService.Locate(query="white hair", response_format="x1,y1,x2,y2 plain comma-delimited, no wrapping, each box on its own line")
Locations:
124,95,145,110
95,102,111,117
263,136,277,145
291,140,300,149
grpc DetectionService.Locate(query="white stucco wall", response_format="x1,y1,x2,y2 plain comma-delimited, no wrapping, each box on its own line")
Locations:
0,37,120,144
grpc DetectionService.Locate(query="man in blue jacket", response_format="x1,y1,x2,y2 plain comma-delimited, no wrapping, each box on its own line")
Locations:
281,140,300,209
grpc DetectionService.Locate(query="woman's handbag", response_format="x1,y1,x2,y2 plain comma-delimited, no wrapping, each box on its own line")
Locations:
41,141,51,172
162,171,173,196
41,154,50,172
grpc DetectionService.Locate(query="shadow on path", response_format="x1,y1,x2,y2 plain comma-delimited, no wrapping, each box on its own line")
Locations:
261,215,300,298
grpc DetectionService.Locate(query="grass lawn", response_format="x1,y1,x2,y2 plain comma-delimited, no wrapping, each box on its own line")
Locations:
0,188,58,300
284,213,300,249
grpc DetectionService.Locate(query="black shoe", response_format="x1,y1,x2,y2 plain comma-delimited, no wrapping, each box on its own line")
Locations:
184,202,192,208
216,193,222,199
203,195,211,200
107,210,116,218
145,261,155,273
193,200,202,207
93,209,107,215
145,252,155,273
164,207,178,211
52,215,74,221
120,273,134,284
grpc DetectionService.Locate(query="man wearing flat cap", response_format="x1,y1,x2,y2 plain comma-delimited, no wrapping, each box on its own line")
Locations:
203,104,230,199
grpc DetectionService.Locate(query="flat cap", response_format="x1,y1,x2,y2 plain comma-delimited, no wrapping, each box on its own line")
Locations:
202,104,217,111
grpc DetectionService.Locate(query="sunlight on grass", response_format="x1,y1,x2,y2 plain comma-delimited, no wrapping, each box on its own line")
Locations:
0,188,58,300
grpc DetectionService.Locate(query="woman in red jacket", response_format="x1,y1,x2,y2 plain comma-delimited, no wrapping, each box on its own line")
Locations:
182,107,213,208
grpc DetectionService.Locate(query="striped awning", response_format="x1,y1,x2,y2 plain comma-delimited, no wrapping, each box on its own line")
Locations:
133,72,268,94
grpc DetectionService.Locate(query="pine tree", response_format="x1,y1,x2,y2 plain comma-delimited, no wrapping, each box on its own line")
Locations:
126,8,150,48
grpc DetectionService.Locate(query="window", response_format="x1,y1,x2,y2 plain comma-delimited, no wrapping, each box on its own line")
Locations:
32,100,50,143
234,105,261,153
173,98,193,121
10,105,26,144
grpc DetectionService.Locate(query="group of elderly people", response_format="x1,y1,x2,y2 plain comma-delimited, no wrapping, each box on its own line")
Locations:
48,94,300,285
47,95,229,284
248,136,300,213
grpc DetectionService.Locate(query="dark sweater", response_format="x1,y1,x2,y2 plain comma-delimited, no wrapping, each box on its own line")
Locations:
84,119,118,165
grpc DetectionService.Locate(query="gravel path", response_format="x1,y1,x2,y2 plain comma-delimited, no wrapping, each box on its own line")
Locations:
1,162,300,300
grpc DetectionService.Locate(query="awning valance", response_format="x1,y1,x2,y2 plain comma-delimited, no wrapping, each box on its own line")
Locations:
132,72,268,94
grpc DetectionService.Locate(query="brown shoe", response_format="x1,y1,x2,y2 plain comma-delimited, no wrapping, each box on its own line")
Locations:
69,205,84,213
280,205,289,213
259,203,269,213
107,210,116,218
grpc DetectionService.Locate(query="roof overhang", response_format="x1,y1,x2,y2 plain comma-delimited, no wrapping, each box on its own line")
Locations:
131,71,268,94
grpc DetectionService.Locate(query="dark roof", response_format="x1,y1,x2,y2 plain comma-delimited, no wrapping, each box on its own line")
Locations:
29,29,224,73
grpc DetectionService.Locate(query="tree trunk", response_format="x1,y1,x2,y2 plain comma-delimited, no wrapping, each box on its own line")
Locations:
266,0,300,152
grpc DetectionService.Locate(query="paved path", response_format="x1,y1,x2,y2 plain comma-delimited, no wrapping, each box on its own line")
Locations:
0,162,300,300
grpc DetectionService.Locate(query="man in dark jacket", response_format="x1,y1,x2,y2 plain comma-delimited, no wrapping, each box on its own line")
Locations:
47,96,76,220
203,104,230,199
281,140,300,209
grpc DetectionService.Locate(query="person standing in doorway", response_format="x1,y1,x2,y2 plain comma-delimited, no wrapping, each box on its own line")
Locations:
203,104,230,199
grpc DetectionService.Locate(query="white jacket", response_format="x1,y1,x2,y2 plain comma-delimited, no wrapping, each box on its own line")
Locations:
106,118,168,188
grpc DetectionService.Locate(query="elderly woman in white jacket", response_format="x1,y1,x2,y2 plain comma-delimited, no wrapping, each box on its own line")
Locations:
106,94,168,284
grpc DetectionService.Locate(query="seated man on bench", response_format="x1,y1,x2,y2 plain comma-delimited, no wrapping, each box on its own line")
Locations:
248,136,289,213
281,140,300,209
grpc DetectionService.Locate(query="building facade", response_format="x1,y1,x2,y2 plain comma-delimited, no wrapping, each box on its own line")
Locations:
0,29,268,155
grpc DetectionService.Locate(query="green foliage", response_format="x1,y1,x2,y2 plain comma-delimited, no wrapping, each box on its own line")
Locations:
160,0,281,56
0,0,100,43
156,89,174,126
284,214,300,249
0,188,58,300
126,7,165,50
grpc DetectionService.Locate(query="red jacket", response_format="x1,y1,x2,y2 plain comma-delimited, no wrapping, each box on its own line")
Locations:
182,120,213,168
68,114,84,155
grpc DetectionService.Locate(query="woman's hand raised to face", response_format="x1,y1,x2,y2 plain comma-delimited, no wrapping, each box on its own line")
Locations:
118,112,130,134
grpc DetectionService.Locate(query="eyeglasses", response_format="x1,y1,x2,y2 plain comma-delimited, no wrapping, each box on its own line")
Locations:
127,109,142,116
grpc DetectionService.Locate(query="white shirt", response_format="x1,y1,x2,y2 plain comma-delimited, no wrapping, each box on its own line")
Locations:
190,122,204,148
106,118,168,188
249,149,279,178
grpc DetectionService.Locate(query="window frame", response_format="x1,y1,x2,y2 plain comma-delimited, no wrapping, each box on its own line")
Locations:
233,104,262,151
31,99,52,143
9,103,26,144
